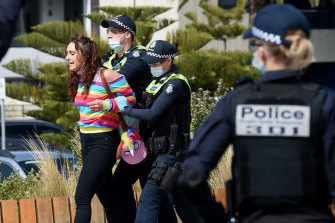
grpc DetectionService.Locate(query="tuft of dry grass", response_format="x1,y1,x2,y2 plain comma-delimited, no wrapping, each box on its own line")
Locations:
24,136,79,198
208,145,233,189
67,128,82,169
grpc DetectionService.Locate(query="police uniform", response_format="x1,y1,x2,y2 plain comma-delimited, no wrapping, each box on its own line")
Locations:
118,40,202,223
178,4,335,223
0,0,23,60
99,15,152,223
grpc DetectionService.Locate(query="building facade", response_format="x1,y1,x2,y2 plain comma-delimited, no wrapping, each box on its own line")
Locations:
11,0,335,62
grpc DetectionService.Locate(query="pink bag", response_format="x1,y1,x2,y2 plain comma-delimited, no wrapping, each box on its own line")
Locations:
120,126,147,164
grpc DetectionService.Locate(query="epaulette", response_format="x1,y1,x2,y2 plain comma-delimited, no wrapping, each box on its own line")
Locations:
127,46,147,59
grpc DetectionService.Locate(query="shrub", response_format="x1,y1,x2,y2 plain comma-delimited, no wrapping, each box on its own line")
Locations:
0,171,38,201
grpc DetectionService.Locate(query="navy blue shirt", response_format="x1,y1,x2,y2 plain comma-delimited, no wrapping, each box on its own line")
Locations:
123,64,191,135
181,70,335,214
0,0,22,61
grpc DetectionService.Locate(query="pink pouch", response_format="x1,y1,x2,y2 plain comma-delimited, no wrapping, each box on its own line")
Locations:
120,126,147,165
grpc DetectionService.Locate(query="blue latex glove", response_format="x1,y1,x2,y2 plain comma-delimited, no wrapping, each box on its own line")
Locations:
114,96,128,112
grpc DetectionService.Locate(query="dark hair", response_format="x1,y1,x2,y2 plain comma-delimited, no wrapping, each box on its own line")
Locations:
173,42,179,54
171,42,178,63
66,35,102,101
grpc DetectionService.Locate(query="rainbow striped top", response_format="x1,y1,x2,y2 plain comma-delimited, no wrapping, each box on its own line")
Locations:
75,68,136,133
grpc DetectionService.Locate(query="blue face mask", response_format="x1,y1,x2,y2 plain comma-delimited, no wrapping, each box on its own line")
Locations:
108,33,127,52
252,51,265,74
150,66,165,77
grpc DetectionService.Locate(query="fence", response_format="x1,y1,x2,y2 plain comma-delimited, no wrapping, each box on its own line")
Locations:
0,189,227,223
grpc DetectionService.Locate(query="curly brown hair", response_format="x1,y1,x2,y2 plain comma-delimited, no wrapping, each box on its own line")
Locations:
66,35,102,101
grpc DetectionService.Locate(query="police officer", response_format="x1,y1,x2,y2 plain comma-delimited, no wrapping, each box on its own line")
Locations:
99,15,152,223
178,4,335,223
115,40,202,223
100,15,176,223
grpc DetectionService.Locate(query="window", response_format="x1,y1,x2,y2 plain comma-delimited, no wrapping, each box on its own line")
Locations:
5,125,37,138
36,125,61,135
0,162,15,181
218,0,237,9
283,0,335,29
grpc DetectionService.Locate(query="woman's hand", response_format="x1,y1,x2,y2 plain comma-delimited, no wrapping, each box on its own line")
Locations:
87,100,104,112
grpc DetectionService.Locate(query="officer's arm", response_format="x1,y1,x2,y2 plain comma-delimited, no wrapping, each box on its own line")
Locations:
123,79,183,122
178,94,234,222
321,91,335,207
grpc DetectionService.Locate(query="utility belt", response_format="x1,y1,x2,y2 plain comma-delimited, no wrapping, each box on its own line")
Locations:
147,133,190,155
148,161,182,193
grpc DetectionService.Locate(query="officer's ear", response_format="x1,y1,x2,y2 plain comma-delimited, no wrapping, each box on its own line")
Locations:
125,31,132,40
165,57,172,65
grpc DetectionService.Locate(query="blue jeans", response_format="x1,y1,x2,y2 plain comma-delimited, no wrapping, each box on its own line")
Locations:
135,153,202,223
74,131,119,223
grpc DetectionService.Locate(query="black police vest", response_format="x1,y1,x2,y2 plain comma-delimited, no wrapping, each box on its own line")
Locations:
231,81,330,208
142,75,191,133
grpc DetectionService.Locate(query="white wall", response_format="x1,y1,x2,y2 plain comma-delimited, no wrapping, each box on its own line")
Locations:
311,29,335,62
83,0,92,37
39,0,64,24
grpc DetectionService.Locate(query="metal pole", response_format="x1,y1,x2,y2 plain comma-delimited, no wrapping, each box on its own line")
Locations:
0,78,6,150
1,97,5,150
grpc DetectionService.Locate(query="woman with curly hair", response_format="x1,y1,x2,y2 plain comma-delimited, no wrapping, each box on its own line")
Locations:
65,35,136,223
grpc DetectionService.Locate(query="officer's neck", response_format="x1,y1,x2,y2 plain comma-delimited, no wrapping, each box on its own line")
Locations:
117,40,133,58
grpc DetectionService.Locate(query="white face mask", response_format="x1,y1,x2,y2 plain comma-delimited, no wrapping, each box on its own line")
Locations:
108,33,127,52
150,66,165,77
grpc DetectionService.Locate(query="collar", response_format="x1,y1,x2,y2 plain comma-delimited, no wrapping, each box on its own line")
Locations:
124,45,137,56
258,69,303,83
154,64,179,83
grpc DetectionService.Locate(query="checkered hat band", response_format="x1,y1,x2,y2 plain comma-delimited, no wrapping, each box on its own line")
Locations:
111,18,136,36
251,26,282,45
147,52,175,58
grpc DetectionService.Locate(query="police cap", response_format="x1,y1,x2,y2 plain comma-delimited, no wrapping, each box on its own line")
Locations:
243,4,310,47
101,15,136,36
141,40,177,64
